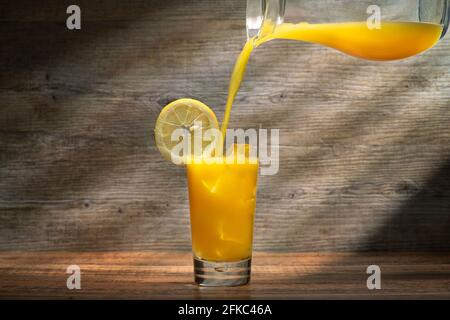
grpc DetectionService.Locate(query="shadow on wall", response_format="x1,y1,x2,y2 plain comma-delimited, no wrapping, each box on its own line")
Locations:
362,159,450,251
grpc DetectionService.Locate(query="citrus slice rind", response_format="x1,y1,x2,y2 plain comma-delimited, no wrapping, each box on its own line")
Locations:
154,98,219,165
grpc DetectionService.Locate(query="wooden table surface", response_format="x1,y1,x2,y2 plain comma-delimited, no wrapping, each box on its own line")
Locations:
1,252,449,299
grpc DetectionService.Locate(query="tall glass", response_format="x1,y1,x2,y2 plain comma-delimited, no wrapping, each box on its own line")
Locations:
187,155,258,287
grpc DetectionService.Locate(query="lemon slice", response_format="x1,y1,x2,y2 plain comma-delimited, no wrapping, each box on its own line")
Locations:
154,98,219,165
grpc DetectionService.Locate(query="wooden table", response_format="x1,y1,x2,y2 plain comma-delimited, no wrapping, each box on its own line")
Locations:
1,252,449,299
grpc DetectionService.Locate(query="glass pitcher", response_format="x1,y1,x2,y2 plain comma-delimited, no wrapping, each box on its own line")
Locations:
246,0,449,60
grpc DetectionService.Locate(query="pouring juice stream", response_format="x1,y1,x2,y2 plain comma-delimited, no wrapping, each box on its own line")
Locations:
193,21,443,262
157,21,443,263
189,21,443,262
220,21,443,136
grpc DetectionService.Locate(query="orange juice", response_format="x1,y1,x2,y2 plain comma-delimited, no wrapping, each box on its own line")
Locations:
187,156,258,262
153,15,444,286
221,21,443,135
270,21,443,61
190,21,443,263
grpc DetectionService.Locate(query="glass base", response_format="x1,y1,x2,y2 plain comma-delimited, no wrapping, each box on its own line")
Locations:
193,257,251,287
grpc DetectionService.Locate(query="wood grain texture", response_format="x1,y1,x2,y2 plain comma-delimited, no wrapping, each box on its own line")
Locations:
0,0,449,252
0,252,449,299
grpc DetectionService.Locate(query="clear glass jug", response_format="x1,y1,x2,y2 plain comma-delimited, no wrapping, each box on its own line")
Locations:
246,0,449,60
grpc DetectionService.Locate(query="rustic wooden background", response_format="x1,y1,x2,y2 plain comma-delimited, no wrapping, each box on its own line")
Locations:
0,0,449,252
